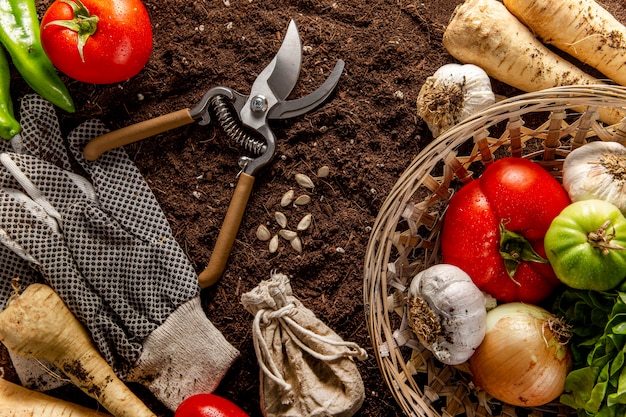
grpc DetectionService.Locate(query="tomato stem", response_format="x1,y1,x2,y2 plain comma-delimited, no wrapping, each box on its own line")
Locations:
43,0,98,63
499,221,548,284
587,219,625,255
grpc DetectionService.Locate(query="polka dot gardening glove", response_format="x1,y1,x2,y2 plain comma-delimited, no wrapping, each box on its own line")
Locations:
0,95,239,411
0,101,64,391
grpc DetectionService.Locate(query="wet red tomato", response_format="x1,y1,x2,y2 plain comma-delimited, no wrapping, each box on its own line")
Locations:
441,157,571,303
40,0,152,84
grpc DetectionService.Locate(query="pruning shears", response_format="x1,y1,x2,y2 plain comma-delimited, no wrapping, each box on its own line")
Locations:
83,20,345,288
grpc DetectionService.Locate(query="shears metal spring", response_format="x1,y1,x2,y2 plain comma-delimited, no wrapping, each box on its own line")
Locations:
83,20,345,288
210,95,267,155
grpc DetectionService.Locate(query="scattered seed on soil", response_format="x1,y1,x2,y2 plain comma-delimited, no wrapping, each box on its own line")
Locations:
317,165,330,178
279,229,298,241
295,173,315,189
256,224,271,241
297,214,312,231
275,211,288,228
291,236,303,253
281,189,295,207
269,235,279,253
293,195,311,206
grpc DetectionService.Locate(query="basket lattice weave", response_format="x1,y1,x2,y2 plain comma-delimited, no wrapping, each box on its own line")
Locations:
364,85,626,417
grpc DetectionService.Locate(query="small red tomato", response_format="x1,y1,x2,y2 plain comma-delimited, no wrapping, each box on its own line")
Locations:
40,0,152,84
174,394,250,417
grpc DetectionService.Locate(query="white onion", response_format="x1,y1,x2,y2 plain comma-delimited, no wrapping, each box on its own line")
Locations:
469,302,572,407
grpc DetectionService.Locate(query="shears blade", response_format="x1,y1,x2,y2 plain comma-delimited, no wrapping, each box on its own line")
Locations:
246,20,302,106
266,20,302,101
268,59,345,120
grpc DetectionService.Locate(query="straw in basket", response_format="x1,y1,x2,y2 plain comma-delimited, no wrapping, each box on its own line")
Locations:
363,85,626,417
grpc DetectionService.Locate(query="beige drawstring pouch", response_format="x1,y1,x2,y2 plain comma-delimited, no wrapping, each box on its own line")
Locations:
241,272,368,417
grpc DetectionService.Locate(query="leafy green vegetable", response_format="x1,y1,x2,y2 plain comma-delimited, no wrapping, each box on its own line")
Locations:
554,289,626,416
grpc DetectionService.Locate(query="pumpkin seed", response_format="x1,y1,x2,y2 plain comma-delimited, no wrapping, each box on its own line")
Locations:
293,195,311,206
275,211,288,228
317,165,330,178
291,236,303,253
295,173,315,189
279,229,298,241
269,235,279,253
281,189,295,207
256,224,271,241
297,214,312,231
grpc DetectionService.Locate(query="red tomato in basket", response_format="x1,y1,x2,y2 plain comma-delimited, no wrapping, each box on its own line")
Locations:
40,0,152,84
440,157,570,303
175,394,250,417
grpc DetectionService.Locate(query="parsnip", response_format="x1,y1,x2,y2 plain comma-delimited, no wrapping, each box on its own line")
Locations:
442,0,624,125
0,284,156,417
0,378,112,417
504,0,626,86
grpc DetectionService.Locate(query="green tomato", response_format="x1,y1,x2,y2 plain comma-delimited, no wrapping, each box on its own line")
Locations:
544,199,626,291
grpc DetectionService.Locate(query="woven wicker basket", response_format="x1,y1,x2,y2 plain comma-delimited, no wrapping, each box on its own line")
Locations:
363,85,626,417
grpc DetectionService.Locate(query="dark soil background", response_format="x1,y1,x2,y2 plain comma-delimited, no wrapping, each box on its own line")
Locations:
2,0,626,416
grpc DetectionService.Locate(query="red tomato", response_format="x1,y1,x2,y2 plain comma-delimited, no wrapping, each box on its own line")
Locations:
441,157,570,303
40,0,152,84
175,394,249,417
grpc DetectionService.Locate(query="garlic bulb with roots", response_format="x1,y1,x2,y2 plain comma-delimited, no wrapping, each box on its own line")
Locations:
407,263,487,365
417,63,495,137
563,140,626,213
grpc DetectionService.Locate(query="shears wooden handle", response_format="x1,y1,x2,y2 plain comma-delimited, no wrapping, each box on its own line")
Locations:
198,172,255,288
83,109,195,161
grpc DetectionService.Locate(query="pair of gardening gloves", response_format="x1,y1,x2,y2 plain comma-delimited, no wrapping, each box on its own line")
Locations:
0,95,239,411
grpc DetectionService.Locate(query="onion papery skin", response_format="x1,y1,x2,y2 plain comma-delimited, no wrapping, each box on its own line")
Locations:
469,303,572,407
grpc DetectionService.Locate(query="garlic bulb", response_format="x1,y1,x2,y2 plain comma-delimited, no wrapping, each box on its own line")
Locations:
417,63,495,137
407,263,487,365
563,141,626,213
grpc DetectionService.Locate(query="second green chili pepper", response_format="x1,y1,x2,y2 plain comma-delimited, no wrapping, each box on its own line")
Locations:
0,0,75,113
0,45,21,139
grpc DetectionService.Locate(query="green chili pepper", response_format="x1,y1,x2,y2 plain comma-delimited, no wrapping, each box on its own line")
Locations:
0,0,75,113
0,46,20,139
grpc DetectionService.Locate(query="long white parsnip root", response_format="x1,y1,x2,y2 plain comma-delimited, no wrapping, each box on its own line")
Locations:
0,377,112,417
504,0,626,86
443,0,625,124
0,283,156,417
